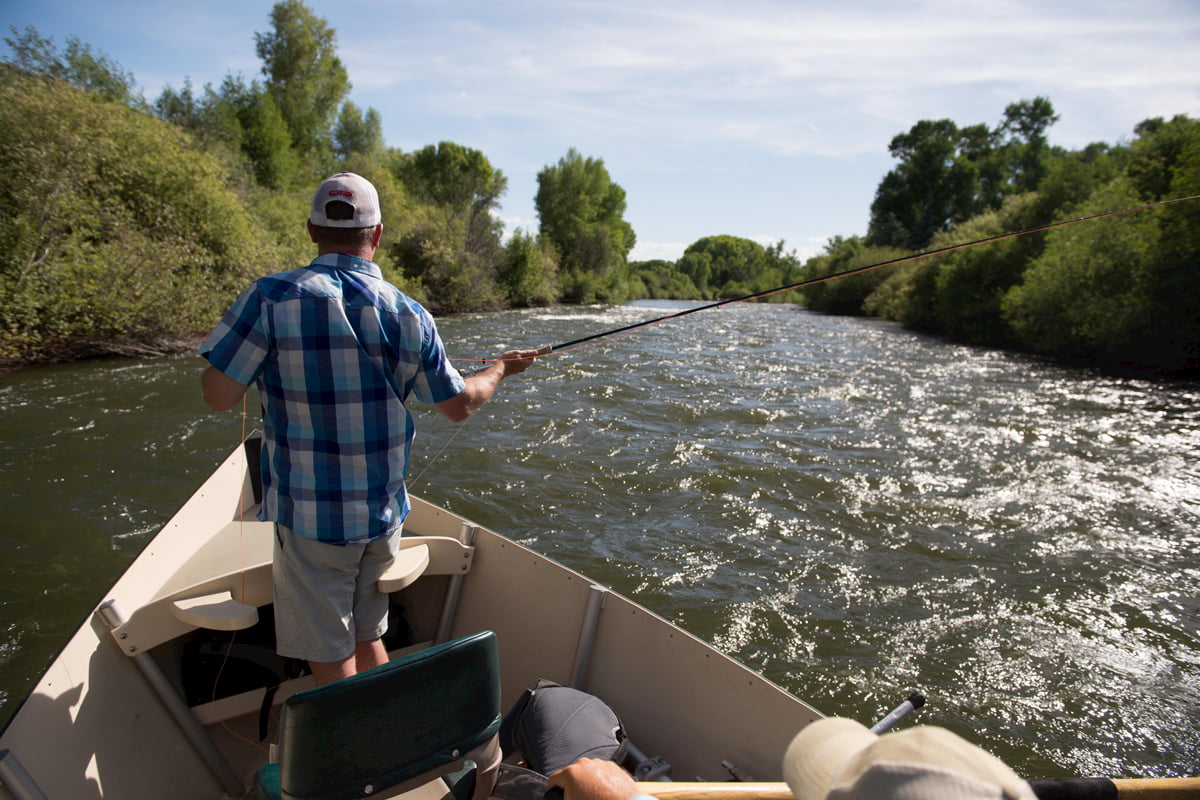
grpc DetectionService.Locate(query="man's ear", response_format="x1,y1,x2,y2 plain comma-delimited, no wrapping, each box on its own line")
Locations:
307,219,318,243
372,224,383,248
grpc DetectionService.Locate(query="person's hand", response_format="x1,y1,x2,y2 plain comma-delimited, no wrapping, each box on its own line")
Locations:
496,348,542,378
547,758,639,800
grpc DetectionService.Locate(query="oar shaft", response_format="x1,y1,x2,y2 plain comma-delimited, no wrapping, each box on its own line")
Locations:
1111,777,1200,798
635,783,792,800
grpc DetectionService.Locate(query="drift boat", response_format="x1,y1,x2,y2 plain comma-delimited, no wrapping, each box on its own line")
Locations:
0,432,821,799
2,433,1196,800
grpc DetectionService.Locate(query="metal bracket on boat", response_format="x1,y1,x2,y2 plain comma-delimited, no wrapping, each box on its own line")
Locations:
379,535,476,594
434,524,479,644
0,748,49,800
95,600,245,798
569,584,609,690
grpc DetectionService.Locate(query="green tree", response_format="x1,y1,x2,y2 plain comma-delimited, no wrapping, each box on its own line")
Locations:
1127,115,1200,200
3,25,143,107
867,99,1060,250
535,148,636,302
391,141,509,310
0,69,293,366
498,230,558,307
400,141,507,211
219,75,299,190
800,236,906,315
1031,141,1124,221
1002,178,1164,367
866,119,988,249
628,260,699,299
333,100,383,160
1135,116,1200,372
154,77,246,161
154,77,203,129
677,235,769,298
926,193,1041,346
995,97,1060,194
254,0,349,159
391,204,499,312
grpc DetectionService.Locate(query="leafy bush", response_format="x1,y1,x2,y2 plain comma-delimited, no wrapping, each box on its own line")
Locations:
0,69,296,365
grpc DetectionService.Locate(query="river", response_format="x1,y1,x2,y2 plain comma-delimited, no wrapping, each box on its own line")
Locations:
1,301,1198,779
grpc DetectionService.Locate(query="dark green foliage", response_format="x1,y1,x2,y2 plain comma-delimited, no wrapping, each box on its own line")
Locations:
334,101,384,161
388,142,509,311
799,236,907,316
865,194,1042,346
254,0,349,159
1002,179,1163,367
674,235,802,301
678,235,767,297
218,76,300,190
868,98,1060,251
629,260,700,299
498,231,558,307
851,103,1199,375
2,12,1196,375
535,148,636,301
389,204,501,313
1000,119,1200,374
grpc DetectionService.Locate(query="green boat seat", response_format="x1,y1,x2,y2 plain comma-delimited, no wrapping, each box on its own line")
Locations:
249,630,502,800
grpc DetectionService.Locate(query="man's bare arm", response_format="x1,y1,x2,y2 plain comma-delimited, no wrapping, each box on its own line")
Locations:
435,349,541,422
201,365,249,412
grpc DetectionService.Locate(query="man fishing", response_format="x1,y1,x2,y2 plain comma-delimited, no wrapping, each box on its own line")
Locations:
199,172,539,685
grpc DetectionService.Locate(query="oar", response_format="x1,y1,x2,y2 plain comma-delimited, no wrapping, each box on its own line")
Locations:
635,777,1200,800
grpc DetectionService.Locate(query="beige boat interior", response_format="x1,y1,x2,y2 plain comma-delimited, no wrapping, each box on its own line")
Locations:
0,436,820,800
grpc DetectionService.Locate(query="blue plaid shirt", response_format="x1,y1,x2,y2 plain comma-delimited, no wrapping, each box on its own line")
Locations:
200,253,465,544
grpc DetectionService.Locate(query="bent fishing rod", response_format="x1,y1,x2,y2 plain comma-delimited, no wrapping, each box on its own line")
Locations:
461,193,1199,371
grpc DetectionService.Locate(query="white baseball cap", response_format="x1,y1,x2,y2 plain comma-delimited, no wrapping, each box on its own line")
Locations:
310,172,382,228
783,718,1037,800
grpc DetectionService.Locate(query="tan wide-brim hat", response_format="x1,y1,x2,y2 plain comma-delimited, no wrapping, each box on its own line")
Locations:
783,718,1038,800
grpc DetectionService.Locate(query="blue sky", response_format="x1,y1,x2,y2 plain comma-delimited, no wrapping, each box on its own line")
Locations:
5,0,1198,261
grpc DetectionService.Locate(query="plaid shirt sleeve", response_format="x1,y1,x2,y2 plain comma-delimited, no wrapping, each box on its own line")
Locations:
407,303,466,404
198,283,270,385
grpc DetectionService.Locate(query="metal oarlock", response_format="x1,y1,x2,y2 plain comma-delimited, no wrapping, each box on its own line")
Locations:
870,691,926,734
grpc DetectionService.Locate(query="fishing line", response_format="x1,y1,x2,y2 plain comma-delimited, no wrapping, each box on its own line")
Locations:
409,411,476,490
213,391,271,759
455,194,1200,367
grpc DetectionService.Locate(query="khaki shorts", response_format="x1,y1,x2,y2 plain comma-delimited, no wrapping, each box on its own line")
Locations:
272,524,401,663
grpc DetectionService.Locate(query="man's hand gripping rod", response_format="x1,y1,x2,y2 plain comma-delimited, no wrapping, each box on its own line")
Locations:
460,344,552,377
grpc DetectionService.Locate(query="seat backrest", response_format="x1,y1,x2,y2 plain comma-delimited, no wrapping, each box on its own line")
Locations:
275,630,501,800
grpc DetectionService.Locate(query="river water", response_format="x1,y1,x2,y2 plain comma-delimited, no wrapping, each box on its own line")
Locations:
2,301,1198,779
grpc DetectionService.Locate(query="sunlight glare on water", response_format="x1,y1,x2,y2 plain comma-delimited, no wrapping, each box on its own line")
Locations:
1,300,1197,778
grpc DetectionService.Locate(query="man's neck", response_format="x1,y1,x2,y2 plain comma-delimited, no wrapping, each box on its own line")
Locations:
315,245,377,260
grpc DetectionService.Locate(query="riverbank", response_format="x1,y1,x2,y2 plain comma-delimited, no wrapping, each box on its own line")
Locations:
0,334,206,375
4,305,1196,382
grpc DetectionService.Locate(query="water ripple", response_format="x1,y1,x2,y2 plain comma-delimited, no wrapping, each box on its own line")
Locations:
3,304,1198,777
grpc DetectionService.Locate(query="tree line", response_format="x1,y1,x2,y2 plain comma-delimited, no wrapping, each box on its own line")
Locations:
0,3,636,367
1,3,1196,375
801,109,1199,376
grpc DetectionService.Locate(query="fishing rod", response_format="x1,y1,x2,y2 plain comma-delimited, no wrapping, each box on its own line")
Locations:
460,193,1199,370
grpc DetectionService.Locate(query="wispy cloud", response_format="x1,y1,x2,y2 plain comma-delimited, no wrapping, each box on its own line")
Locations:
345,0,1200,162
15,0,1195,261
